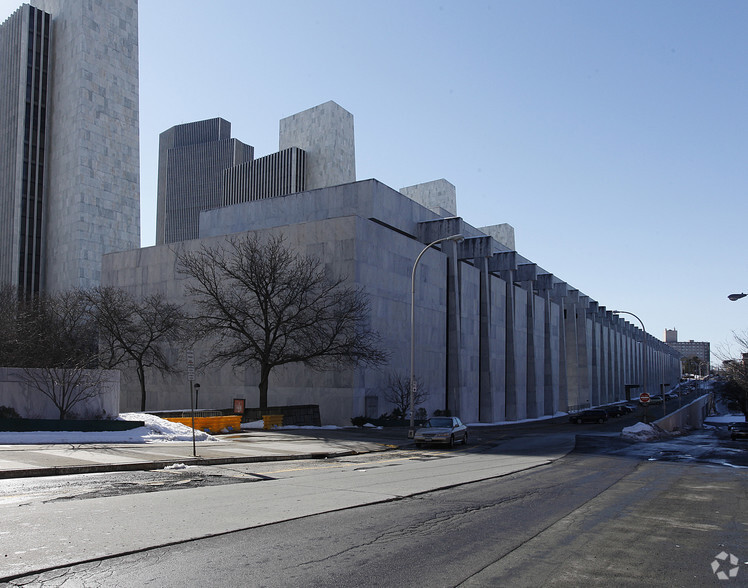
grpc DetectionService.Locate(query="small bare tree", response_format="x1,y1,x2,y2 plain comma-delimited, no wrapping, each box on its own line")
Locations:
17,290,102,419
177,234,387,410
384,373,428,419
22,366,106,420
86,287,186,412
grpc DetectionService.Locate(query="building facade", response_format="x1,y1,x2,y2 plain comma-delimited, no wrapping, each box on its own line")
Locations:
0,0,140,294
665,329,711,374
103,176,681,424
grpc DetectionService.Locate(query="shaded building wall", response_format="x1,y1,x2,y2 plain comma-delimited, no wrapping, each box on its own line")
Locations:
0,5,51,295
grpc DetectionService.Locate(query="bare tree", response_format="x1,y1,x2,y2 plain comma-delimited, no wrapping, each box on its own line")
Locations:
17,290,102,419
0,283,22,366
718,331,748,419
384,373,428,419
86,287,186,411
177,234,387,410
22,366,106,420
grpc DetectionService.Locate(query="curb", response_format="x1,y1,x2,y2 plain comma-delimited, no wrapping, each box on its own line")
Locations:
0,445,396,480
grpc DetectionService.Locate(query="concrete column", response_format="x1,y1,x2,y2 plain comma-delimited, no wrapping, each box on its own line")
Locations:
445,240,461,417
586,302,601,408
476,256,493,422
551,282,570,412
536,274,560,416
517,263,542,419
489,252,518,420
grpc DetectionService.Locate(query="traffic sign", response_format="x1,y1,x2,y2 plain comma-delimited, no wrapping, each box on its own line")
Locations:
186,350,195,381
639,392,650,404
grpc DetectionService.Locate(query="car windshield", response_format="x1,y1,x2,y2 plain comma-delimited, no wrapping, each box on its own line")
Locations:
428,418,453,428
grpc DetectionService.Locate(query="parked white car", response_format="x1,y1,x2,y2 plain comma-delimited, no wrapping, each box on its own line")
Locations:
414,417,468,448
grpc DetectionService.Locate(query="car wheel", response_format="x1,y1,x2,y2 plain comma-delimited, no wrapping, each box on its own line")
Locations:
598,418,604,424
463,433,468,445
449,435,455,447
576,418,582,424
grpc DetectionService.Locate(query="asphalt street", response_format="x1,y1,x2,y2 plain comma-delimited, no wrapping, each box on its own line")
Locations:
5,451,744,587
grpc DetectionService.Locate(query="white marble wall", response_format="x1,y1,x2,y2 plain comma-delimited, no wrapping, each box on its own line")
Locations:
35,0,140,291
279,101,355,192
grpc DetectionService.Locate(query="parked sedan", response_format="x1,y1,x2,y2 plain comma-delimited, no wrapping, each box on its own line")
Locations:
728,422,748,441
604,405,627,418
569,409,608,424
414,417,468,448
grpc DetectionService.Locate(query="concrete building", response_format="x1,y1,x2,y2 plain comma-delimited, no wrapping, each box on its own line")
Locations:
665,329,711,374
156,101,353,245
0,1,140,295
103,102,681,424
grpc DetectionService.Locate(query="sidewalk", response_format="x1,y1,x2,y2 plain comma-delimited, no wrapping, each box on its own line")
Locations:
0,429,403,479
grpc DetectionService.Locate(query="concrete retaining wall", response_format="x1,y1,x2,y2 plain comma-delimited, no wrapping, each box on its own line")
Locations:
654,394,712,432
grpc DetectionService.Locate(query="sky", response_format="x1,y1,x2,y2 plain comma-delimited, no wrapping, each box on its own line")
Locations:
1,0,746,362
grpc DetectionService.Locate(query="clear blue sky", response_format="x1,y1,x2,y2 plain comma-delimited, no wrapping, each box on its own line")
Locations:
2,0,746,361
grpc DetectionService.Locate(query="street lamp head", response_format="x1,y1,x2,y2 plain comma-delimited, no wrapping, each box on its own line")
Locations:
449,234,465,243
728,293,747,302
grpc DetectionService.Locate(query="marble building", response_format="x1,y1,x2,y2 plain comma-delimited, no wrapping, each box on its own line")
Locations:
103,102,681,424
0,0,140,294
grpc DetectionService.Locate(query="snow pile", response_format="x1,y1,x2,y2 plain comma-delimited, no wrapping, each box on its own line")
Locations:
163,462,193,470
621,422,669,442
241,420,265,430
119,412,219,442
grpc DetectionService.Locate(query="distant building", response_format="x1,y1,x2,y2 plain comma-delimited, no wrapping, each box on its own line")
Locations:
665,329,710,374
156,101,354,245
0,1,140,295
155,118,253,244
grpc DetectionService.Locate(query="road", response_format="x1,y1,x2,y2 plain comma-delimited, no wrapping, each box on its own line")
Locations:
4,450,745,587
1,414,746,587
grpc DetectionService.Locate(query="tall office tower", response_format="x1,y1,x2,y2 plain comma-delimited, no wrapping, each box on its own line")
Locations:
156,118,253,244
0,0,140,295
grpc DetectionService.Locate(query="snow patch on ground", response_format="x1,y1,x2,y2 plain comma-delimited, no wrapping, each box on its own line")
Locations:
621,422,670,442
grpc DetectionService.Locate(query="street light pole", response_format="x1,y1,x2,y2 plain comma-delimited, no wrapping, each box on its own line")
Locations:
409,234,464,438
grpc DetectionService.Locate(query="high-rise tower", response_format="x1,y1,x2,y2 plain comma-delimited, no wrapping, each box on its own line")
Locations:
0,0,140,295
156,118,253,245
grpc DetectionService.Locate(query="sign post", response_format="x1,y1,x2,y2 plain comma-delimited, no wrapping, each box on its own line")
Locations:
186,350,197,457
639,391,650,424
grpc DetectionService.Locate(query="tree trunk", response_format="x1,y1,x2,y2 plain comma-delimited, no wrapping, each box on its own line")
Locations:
137,364,147,412
258,364,271,411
